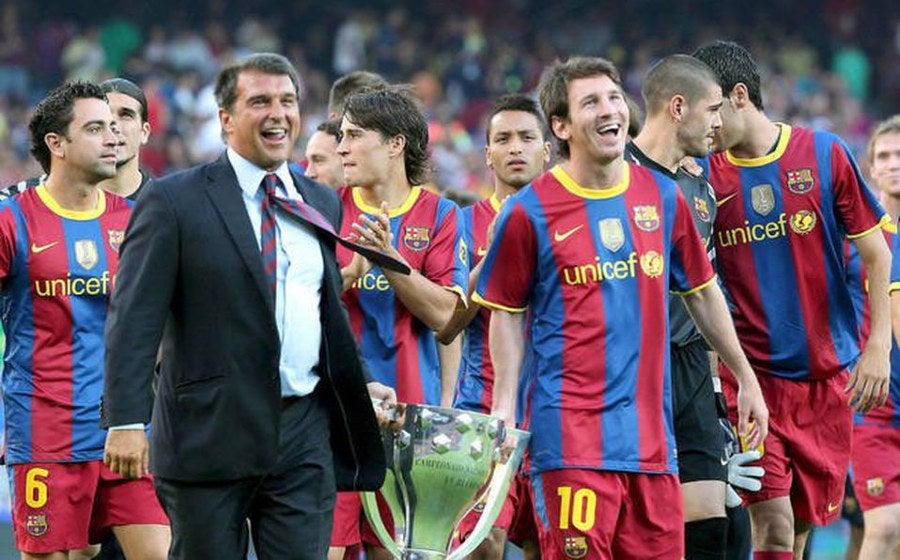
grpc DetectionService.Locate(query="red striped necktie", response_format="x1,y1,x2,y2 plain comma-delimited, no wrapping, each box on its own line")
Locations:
259,174,409,297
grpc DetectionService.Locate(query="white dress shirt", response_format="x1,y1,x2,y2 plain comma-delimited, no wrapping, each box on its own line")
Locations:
228,148,324,397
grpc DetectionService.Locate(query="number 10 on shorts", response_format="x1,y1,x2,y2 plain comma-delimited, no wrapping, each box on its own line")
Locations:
557,486,597,531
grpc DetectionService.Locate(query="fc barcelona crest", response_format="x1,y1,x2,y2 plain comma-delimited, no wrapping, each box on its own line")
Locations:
107,229,124,252
26,513,48,536
598,218,625,252
750,184,776,216
74,240,99,270
694,196,710,222
564,536,588,559
403,226,431,251
866,477,884,497
786,168,815,194
633,205,660,232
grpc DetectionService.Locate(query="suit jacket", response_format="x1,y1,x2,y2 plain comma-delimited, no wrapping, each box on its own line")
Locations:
102,153,385,490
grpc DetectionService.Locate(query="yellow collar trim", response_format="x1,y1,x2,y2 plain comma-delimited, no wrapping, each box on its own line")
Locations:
489,194,502,212
352,186,421,217
725,123,792,167
550,163,629,199
36,184,105,220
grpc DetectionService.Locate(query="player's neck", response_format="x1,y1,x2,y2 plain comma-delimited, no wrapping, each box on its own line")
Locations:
564,152,625,190
98,160,142,198
882,194,900,223
492,180,519,203
730,113,780,160
633,122,682,173
44,171,102,212
357,179,412,211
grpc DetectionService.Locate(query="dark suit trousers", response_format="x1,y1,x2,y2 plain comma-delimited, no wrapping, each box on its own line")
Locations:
154,393,336,560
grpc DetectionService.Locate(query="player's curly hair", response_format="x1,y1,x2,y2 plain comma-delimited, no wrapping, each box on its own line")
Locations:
538,56,622,160
692,40,764,111
29,81,107,173
343,86,431,186
485,93,547,144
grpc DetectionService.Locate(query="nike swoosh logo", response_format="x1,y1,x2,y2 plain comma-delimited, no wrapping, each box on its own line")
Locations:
827,502,840,513
476,247,487,257
553,225,583,243
31,242,59,254
720,457,729,466
716,193,739,207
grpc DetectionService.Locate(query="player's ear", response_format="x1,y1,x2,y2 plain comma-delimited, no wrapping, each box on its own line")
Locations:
542,140,551,164
484,145,493,169
550,115,570,142
670,94,685,122
387,133,406,158
731,84,750,108
44,132,65,159
140,121,151,145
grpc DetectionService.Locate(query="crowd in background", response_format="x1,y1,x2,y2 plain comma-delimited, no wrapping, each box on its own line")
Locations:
1,0,898,193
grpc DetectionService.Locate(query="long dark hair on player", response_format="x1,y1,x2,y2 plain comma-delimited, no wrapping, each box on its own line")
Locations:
342,86,431,186
692,40,764,111
29,81,107,173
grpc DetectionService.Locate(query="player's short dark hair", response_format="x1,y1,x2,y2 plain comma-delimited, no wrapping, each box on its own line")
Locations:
625,93,644,138
538,56,622,160
692,40,764,111
868,114,900,165
29,81,107,173
485,94,546,144
328,71,388,116
215,53,301,113
316,118,342,142
641,54,719,115
343,86,430,186
100,78,148,122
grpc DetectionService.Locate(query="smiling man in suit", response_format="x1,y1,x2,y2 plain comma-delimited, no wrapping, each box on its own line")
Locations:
101,53,393,560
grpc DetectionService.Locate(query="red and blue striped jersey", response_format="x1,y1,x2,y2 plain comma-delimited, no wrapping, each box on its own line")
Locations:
709,124,887,381
338,186,467,405
473,164,715,475
853,229,900,427
0,186,131,464
453,195,501,414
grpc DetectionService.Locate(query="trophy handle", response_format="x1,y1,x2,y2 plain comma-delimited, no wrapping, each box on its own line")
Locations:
446,428,530,560
361,491,403,559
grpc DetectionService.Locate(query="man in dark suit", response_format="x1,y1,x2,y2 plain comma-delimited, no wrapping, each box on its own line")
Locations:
101,53,394,560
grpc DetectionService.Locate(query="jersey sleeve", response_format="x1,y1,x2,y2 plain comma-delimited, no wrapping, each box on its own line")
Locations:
472,201,536,313
0,205,20,280
832,138,888,238
421,199,468,300
890,231,900,293
669,190,716,295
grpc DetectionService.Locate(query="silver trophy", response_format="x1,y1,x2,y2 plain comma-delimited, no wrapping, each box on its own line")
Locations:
362,404,530,559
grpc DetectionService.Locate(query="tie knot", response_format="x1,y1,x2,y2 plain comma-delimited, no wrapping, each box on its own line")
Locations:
262,173,281,197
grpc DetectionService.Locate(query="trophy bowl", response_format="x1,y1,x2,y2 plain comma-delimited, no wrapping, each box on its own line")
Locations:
361,404,530,560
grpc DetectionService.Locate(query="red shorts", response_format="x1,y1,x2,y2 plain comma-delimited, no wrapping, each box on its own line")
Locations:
330,491,363,547
8,460,168,554
454,473,519,544
721,367,852,525
330,491,393,548
507,472,539,547
851,422,900,511
531,469,683,560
